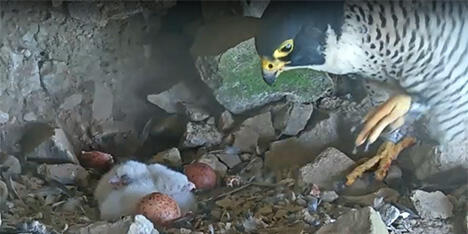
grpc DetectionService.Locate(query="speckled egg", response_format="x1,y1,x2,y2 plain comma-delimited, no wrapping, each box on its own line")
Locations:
136,192,181,226
79,151,114,171
184,162,217,190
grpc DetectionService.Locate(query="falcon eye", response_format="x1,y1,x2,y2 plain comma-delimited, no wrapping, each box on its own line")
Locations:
273,39,294,59
281,43,292,52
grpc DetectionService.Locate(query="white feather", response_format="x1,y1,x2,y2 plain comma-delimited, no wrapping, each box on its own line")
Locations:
147,163,197,214
308,24,366,74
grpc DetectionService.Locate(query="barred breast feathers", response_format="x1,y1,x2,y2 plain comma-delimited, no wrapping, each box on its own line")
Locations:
334,1,468,143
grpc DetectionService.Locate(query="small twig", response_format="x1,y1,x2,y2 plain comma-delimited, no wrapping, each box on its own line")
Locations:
7,176,23,202
203,183,252,202
51,200,66,208
203,179,279,202
251,182,279,188
79,205,87,216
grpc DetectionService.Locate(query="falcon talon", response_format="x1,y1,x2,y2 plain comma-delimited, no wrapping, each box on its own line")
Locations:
363,142,371,152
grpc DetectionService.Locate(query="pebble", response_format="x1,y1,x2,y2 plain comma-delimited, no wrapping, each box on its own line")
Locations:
305,195,316,202
320,191,339,203
239,153,252,161
0,111,9,124
0,155,21,177
303,210,320,226
128,215,159,234
296,198,307,207
307,197,320,213
218,110,234,131
23,112,37,122
377,203,401,226
202,117,213,125
321,213,335,225
182,104,210,122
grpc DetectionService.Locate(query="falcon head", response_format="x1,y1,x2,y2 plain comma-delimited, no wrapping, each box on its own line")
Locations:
255,1,344,85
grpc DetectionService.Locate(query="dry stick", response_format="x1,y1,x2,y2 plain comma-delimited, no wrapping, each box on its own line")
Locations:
204,181,279,202
208,183,252,202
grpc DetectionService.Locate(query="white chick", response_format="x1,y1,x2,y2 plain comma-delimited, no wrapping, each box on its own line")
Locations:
147,163,197,214
94,160,156,220
94,161,197,220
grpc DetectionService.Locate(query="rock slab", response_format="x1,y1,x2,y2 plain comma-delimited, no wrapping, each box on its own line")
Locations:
273,102,313,136
316,207,388,234
411,190,453,219
194,38,332,114
198,153,228,177
181,122,223,148
233,112,275,153
37,163,89,186
24,128,79,164
403,142,468,180
298,147,355,190
149,147,182,168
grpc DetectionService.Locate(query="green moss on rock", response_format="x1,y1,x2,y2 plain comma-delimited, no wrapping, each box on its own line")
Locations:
196,38,333,114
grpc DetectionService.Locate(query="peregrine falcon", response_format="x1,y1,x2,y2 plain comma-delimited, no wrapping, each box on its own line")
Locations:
255,1,468,184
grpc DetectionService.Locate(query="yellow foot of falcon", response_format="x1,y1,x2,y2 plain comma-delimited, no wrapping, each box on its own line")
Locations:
355,94,412,146
346,94,415,186
346,137,416,186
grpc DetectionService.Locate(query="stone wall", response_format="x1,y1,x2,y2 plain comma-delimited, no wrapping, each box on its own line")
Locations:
0,0,198,157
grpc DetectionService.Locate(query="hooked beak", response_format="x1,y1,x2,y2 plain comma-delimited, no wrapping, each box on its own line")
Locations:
186,182,196,191
261,57,287,86
262,70,278,86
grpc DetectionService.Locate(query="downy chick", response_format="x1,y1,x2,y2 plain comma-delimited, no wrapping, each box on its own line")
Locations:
94,161,196,220
147,163,197,214
94,160,156,220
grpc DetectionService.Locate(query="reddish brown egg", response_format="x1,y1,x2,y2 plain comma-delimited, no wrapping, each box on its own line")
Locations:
80,151,114,171
137,192,181,227
184,162,217,190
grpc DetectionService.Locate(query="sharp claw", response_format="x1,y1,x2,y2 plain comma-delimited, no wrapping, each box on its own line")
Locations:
355,131,369,146
364,142,371,152
368,132,381,145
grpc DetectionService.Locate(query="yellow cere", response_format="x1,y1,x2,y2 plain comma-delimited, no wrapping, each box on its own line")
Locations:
261,57,289,72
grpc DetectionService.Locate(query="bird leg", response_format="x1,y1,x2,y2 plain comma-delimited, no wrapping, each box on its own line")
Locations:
355,94,412,147
345,94,416,186
345,137,415,185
